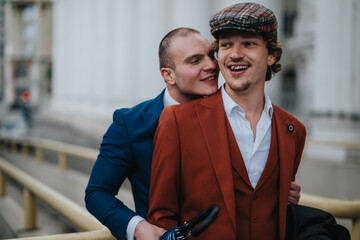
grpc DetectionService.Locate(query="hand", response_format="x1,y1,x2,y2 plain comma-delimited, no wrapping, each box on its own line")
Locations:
288,181,301,204
134,220,166,240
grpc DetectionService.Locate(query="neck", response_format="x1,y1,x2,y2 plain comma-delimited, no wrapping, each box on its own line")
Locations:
224,84,265,141
224,84,265,115
168,87,200,104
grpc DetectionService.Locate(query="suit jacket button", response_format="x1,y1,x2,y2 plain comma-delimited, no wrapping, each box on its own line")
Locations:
288,124,294,132
251,216,257,222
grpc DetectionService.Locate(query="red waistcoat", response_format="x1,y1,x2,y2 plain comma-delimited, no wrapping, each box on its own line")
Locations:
226,118,280,240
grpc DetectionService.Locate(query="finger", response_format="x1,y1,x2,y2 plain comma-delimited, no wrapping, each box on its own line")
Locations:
290,182,301,191
288,196,299,204
289,190,301,198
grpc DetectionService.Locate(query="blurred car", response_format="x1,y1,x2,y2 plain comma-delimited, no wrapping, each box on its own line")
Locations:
0,114,28,138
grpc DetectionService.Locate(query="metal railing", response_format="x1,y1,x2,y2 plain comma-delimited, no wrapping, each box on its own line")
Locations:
300,193,360,239
0,156,115,240
305,138,360,163
0,137,98,171
0,136,360,239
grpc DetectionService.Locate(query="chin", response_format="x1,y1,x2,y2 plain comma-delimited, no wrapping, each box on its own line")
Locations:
204,88,218,97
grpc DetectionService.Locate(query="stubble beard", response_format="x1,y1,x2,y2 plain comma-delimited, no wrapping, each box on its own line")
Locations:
227,80,251,93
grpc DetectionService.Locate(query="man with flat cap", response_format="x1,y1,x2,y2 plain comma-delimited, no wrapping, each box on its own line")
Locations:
148,2,306,239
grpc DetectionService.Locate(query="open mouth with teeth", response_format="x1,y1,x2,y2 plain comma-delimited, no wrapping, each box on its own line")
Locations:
229,65,249,71
201,75,218,83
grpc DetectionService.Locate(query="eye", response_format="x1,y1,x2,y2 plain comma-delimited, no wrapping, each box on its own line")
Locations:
190,58,201,64
244,41,256,47
220,42,231,48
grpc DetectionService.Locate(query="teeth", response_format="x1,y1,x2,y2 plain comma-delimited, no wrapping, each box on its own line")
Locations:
204,76,215,80
230,65,248,71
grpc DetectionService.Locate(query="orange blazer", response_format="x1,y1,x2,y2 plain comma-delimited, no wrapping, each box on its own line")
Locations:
148,90,306,240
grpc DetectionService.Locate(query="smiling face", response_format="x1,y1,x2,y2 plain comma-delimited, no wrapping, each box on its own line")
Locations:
162,33,219,103
217,30,276,96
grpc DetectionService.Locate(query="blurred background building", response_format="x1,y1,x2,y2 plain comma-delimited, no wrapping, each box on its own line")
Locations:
0,0,359,154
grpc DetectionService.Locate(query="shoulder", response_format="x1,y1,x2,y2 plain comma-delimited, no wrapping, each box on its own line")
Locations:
164,90,222,115
273,105,306,134
161,96,206,121
114,90,164,119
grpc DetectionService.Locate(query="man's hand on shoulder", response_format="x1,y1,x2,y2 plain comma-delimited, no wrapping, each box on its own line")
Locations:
288,181,301,204
134,220,166,240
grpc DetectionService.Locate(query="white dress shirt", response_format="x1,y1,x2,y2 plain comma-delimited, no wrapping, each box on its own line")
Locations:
126,88,178,240
222,87,273,189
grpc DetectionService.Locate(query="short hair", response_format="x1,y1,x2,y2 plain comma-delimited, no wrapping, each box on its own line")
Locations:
212,34,282,81
159,27,200,70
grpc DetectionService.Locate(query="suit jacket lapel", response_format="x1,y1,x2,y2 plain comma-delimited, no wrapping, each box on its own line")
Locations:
142,90,165,137
195,91,236,232
273,105,296,240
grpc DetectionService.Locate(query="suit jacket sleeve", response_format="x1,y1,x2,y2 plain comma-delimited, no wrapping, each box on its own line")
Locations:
148,106,181,230
85,109,136,240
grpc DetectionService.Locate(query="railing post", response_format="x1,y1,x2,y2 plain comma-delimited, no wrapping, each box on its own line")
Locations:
23,142,29,157
353,217,360,240
24,188,37,230
11,142,17,154
59,152,67,170
0,170,5,196
7,141,11,151
36,147,44,163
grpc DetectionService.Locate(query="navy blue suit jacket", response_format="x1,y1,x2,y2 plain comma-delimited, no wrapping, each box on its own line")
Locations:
85,90,164,239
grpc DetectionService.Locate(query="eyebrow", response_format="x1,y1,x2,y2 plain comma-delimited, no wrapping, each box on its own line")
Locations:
184,54,204,61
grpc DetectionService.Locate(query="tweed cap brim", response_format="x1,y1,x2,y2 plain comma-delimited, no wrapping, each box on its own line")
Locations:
209,2,278,40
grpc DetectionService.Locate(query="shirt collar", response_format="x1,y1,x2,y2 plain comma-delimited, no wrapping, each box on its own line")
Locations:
163,88,179,107
264,91,273,118
221,85,273,118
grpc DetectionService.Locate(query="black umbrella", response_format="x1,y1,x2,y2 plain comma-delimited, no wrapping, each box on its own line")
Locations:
159,204,220,240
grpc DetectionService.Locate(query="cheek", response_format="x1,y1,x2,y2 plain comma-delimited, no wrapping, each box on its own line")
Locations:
217,53,226,65
177,67,195,80
187,67,203,79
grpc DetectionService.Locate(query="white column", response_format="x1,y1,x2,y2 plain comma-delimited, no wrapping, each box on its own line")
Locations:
4,3,22,105
312,0,353,116
132,0,169,104
169,0,212,39
103,0,137,112
51,0,172,119
352,0,360,116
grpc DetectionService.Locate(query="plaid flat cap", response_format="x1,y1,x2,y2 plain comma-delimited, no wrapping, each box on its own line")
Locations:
209,2,278,40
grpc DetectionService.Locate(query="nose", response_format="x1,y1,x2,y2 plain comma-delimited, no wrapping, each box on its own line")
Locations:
229,45,244,60
203,56,218,72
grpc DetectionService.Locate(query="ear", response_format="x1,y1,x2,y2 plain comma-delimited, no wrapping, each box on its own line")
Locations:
161,68,176,85
267,53,277,66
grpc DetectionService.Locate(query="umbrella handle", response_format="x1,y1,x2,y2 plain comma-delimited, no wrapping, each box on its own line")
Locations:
183,204,220,237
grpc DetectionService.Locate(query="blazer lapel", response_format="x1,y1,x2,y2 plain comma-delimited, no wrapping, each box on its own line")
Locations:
142,90,165,137
273,105,297,240
195,91,236,232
